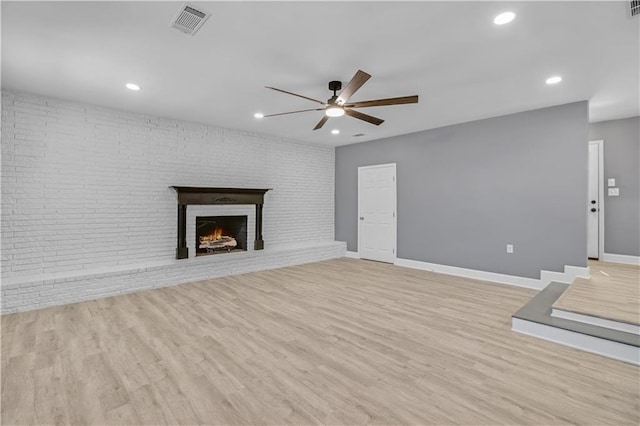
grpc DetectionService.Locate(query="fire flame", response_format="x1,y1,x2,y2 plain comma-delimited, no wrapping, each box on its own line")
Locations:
200,227,224,242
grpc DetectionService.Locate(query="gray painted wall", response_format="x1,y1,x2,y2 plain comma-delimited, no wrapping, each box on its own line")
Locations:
336,101,588,279
589,117,640,257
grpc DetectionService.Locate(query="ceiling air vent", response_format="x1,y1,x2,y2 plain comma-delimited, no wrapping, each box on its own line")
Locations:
632,1,640,16
170,4,211,35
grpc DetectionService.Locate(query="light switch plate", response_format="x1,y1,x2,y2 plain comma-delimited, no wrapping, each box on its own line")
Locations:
608,178,616,187
506,244,514,254
608,188,620,196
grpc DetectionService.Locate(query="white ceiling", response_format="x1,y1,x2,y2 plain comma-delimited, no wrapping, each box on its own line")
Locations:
2,1,638,146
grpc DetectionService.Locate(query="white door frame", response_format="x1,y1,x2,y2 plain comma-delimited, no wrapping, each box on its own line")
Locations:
357,163,397,262
589,140,605,260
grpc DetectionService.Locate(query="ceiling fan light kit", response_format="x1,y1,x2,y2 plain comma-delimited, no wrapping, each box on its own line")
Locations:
325,107,345,117
263,70,419,130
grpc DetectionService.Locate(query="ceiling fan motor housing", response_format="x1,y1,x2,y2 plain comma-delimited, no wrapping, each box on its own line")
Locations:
328,95,339,105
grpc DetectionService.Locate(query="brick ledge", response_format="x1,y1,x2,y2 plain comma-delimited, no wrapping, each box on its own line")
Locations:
1,241,345,314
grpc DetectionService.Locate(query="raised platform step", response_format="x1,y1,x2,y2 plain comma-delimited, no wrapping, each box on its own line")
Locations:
512,282,640,365
552,260,639,326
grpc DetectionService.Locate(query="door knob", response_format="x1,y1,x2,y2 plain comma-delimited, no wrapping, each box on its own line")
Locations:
591,200,596,204
360,217,364,220
590,208,597,212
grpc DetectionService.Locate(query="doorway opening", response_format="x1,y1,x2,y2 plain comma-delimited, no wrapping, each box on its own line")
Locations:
357,163,397,263
587,140,604,260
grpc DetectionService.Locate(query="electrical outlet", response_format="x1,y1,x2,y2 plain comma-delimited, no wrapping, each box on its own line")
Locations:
608,188,620,196
506,244,514,254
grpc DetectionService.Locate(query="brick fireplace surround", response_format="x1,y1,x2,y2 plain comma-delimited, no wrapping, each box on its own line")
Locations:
172,186,271,259
0,91,345,313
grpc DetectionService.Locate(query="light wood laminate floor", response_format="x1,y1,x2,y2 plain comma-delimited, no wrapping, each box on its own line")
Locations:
554,260,640,325
2,258,639,425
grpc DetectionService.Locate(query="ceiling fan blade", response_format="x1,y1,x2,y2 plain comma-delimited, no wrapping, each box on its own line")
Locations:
263,108,325,118
265,86,326,105
336,70,371,105
344,108,384,126
344,95,419,109
313,115,329,130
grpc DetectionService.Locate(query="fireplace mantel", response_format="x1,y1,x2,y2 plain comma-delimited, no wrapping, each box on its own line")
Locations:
171,186,271,259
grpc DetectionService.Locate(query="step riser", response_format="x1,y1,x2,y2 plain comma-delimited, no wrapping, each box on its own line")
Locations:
551,309,640,336
512,318,640,366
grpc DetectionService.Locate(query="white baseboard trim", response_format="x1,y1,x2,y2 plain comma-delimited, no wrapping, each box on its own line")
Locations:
394,258,590,291
512,317,640,366
344,251,360,259
551,309,640,335
393,258,433,272
540,265,590,284
602,253,640,265
394,258,543,290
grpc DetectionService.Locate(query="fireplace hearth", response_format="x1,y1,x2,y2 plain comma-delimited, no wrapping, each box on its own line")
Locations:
196,216,247,256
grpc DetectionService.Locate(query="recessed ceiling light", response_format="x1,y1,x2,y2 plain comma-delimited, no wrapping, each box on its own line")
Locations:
254,112,264,119
494,12,515,25
546,76,562,85
331,129,340,135
125,83,140,91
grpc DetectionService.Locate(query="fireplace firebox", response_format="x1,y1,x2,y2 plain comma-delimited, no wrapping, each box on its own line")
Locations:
196,216,247,256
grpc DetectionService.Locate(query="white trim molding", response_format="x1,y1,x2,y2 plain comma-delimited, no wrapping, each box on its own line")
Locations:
394,258,542,290
512,317,640,366
540,265,590,284
394,258,590,291
602,253,640,265
551,309,640,336
344,251,360,259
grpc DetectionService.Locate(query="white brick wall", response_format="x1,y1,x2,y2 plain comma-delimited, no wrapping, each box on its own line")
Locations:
1,90,340,312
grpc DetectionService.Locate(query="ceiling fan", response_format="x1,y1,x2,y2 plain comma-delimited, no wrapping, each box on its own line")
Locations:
262,70,419,130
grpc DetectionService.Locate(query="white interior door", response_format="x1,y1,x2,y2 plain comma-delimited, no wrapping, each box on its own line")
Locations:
358,163,396,263
587,142,600,259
